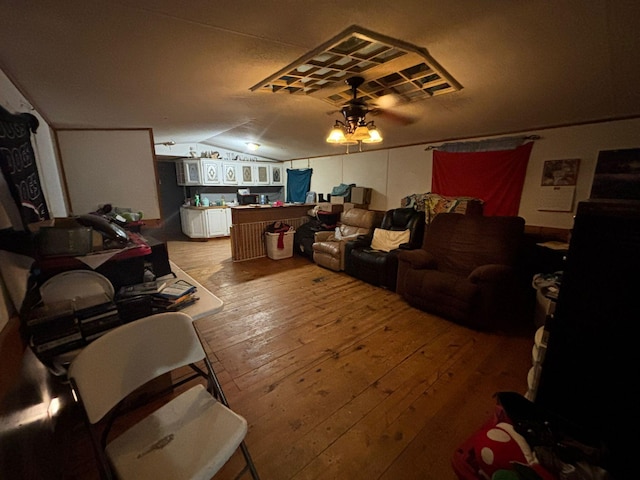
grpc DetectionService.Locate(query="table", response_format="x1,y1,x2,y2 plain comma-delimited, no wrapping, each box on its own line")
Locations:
48,261,223,371
162,260,223,319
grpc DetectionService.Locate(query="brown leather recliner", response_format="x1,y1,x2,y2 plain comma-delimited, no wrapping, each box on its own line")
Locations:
312,208,379,271
396,212,528,330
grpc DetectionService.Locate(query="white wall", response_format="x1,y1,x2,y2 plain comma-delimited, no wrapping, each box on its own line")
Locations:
303,118,640,229
56,129,161,218
3,65,638,229
520,120,640,228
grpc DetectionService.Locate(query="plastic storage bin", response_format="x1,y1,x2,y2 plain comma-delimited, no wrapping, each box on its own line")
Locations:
265,231,295,259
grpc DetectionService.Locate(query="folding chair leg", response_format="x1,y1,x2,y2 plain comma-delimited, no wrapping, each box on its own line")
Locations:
239,440,260,480
204,356,231,406
202,357,260,479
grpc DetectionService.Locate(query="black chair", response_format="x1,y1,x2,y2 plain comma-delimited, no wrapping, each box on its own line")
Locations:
345,207,425,291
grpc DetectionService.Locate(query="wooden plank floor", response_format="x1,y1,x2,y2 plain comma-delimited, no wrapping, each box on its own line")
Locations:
64,236,535,480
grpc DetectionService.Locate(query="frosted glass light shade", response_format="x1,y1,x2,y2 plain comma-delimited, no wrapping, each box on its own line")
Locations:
341,134,359,146
326,127,347,143
351,125,371,141
362,127,383,143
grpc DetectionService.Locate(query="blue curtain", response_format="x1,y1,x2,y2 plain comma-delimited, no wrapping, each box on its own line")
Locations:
286,168,312,202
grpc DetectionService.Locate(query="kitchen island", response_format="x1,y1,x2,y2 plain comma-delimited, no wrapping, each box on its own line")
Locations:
180,205,231,239
230,204,312,261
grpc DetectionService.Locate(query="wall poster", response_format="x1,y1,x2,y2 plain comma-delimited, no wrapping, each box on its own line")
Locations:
537,158,580,212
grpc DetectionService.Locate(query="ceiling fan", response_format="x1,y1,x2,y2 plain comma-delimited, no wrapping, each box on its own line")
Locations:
334,76,415,122
326,76,415,145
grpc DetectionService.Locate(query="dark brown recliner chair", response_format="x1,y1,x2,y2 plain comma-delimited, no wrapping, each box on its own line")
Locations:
344,208,425,291
396,212,528,330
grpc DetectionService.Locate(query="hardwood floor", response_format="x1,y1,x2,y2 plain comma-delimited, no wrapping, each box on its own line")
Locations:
162,238,534,480
35,236,534,480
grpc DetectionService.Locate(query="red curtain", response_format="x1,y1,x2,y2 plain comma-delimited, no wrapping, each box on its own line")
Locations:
432,142,533,216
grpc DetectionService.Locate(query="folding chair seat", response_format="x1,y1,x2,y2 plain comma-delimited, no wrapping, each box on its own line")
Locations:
68,311,260,480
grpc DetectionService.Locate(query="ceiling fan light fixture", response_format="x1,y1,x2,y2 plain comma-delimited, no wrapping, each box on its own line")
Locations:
362,125,383,143
326,123,347,143
325,76,387,147
341,134,359,146
351,124,371,141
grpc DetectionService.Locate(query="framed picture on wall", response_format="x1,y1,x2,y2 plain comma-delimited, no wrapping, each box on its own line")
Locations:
223,164,238,184
270,164,283,185
591,148,640,200
538,158,580,212
541,159,579,186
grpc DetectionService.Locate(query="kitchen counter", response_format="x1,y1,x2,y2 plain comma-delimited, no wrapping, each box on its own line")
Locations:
180,206,232,239
230,204,313,261
181,205,231,210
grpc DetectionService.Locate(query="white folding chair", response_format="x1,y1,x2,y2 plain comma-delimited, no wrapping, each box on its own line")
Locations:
68,311,260,480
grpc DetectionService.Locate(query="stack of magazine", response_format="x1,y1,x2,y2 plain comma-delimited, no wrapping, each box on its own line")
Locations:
117,278,199,312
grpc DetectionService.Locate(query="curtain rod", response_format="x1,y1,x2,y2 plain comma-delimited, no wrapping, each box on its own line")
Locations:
424,134,541,151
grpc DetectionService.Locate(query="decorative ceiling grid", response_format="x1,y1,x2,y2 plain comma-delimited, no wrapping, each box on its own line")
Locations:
251,25,462,108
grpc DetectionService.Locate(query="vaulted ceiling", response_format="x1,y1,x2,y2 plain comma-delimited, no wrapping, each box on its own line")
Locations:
2,1,639,161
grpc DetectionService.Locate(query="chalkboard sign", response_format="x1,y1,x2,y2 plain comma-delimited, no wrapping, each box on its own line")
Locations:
0,105,49,229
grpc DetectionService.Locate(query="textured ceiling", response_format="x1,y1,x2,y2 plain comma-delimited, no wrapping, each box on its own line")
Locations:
1,1,639,161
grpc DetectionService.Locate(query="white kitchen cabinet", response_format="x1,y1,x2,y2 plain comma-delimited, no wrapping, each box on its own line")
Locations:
222,163,238,185
255,164,269,184
176,159,202,186
205,208,227,237
175,161,186,185
180,207,208,238
239,163,254,185
176,158,284,187
180,206,231,238
270,164,284,185
183,159,202,185
201,160,221,185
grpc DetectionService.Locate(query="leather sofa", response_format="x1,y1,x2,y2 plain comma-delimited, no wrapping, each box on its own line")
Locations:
396,212,528,330
344,208,425,291
312,208,379,271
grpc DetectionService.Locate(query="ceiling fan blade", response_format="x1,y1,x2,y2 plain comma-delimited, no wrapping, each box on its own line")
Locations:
373,93,402,110
370,107,417,126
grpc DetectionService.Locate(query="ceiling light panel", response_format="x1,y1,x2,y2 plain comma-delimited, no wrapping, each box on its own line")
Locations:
251,25,462,107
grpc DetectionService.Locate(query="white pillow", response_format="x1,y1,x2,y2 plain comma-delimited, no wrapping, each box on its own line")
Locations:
370,228,410,252
334,226,359,241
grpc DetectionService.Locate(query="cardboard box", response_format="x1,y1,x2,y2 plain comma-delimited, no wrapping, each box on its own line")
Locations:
35,217,95,257
315,202,343,214
350,187,372,204
330,196,345,204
